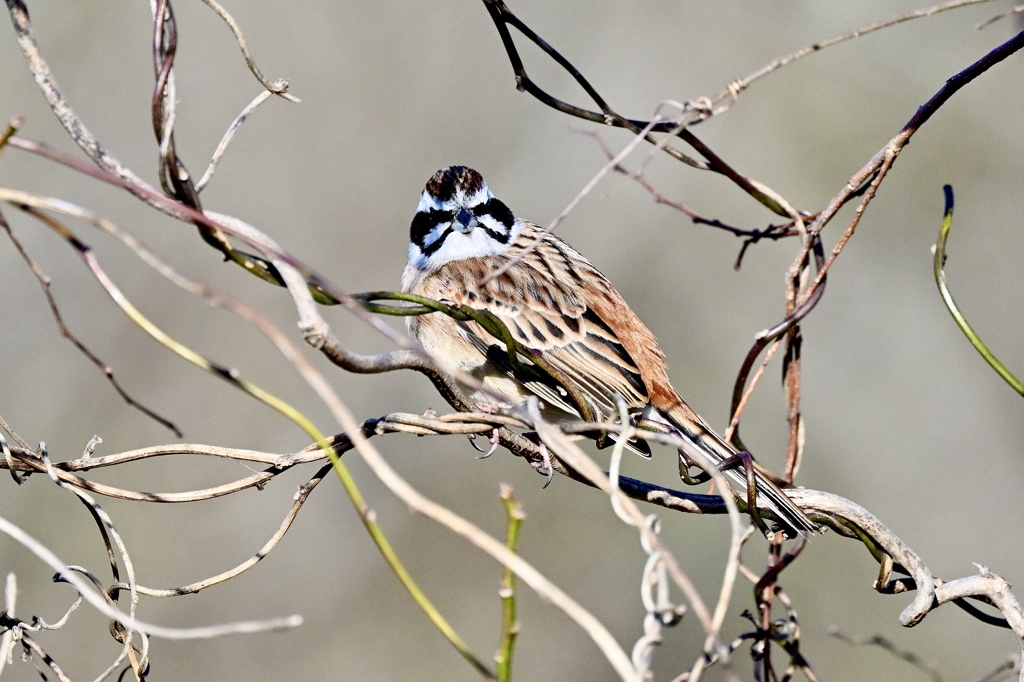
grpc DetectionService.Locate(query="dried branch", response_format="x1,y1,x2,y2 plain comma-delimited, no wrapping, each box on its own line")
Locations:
195,0,298,98
0,190,498,677
0,573,16,677
3,408,1020,674
15,631,74,682
728,28,1024,452
484,0,996,133
37,445,149,678
584,126,795,245
5,2,1023,678
128,464,332,598
0,208,180,435
720,0,996,112
195,89,275,192
480,0,798,215
829,626,944,682
977,3,1024,28
0,513,302,639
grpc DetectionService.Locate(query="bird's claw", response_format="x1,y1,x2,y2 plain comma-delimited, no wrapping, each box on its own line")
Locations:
469,428,501,459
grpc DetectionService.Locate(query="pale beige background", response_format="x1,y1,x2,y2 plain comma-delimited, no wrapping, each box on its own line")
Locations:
1,2,1022,680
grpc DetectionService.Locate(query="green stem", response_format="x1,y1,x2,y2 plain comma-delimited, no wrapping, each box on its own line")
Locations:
318,435,496,679
81,256,495,678
933,185,1024,396
496,485,524,682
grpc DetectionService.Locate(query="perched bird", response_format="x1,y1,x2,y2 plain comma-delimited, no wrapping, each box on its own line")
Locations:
402,165,815,535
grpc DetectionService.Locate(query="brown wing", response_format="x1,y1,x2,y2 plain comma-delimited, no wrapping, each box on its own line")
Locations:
428,222,680,420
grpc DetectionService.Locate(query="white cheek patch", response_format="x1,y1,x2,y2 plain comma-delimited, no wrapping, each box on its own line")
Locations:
422,221,451,249
476,214,508,239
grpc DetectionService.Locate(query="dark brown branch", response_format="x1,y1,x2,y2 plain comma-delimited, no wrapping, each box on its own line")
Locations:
4,410,1019,638
480,0,792,215
586,128,801,247
728,29,1024,448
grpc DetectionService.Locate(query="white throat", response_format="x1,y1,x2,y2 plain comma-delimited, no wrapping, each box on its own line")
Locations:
407,218,523,272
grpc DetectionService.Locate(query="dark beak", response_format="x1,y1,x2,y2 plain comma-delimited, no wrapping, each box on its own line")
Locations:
454,208,476,233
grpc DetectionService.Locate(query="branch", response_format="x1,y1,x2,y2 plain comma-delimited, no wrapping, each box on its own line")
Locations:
0,513,302,639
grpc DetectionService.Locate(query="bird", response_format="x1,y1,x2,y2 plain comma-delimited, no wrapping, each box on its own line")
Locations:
401,165,816,536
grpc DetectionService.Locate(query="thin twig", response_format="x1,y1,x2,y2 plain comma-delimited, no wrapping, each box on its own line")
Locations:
828,627,943,682
3,191,495,676
195,89,274,192
0,207,181,435
729,28,1024,449
39,444,148,678
719,0,996,111
480,0,795,215
0,514,302,639
126,465,332,597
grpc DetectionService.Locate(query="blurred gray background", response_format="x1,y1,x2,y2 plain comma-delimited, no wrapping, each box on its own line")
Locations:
1,2,1022,680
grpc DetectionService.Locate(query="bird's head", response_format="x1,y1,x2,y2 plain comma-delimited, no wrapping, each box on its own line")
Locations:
407,166,520,271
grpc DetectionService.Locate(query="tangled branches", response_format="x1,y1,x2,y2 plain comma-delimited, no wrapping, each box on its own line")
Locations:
2,1,1023,681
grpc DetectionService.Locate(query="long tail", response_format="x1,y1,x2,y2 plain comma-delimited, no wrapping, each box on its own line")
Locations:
661,404,818,537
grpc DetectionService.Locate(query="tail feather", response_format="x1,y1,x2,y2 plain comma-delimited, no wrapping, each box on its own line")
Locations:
662,404,818,537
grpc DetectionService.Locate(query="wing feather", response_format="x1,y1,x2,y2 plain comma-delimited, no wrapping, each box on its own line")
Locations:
429,223,661,422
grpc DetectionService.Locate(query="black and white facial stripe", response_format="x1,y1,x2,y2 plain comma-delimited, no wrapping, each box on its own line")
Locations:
408,166,520,271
